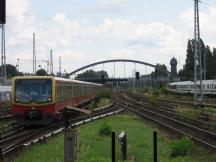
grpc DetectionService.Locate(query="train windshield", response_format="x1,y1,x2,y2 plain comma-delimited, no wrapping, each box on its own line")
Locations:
15,79,52,104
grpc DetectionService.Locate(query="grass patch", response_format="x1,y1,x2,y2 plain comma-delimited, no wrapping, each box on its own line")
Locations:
13,114,216,162
149,96,159,107
97,98,111,108
0,119,15,134
98,122,112,136
98,90,111,99
170,137,192,158
87,89,111,110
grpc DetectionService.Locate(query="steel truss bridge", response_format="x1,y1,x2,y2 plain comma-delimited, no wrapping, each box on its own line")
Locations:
68,59,171,77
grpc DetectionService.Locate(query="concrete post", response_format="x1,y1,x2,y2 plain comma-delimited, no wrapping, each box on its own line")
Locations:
64,128,77,162
118,131,127,160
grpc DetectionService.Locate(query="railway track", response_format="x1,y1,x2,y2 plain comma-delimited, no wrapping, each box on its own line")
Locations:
130,91,216,111
114,92,216,151
124,92,216,132
0,106,12,120
0,103,124,159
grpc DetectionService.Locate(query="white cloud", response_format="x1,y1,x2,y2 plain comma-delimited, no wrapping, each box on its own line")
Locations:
180,6,216,47
6,0,188,75
80,0,128,14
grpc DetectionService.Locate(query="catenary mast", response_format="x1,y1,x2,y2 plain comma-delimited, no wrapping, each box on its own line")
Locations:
194,0,203,106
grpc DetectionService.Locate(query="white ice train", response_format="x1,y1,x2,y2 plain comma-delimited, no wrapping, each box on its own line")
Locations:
167,80,216,95
0,86,12,102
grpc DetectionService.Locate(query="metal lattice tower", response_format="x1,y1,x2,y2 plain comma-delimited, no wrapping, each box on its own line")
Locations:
1,24,6,80
50,49,53,75
33,33,36,75
194,0,203,105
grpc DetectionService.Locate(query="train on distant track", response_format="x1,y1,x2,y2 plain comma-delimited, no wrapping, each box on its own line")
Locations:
167,80,216,95
12,76,103,125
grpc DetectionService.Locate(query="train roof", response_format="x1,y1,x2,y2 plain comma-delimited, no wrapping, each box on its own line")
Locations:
12,76,103,86
169,80,216,86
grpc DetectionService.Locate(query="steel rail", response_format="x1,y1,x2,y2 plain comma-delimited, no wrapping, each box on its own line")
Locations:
114,94,216,151
0,103,123,158
124,93,216,132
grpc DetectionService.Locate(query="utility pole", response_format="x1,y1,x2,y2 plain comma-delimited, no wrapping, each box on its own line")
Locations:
33,33,36,75
0,0,6,82
194,0,203,106
50,49,53,76
1,24,6,80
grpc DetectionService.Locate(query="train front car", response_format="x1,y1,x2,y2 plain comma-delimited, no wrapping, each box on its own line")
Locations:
12,76,55,125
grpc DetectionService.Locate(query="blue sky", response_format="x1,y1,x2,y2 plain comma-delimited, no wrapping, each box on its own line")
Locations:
5,0,216,77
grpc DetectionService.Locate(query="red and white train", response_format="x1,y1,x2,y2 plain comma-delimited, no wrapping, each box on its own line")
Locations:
12,76,103,125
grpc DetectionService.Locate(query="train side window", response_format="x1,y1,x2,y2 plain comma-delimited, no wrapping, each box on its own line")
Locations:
71,84,73,98
55,85,58,101
56,85,58,101
64,84,66,100
61,85,63,101
67,84,70,99
74,85,77,97
80,85,82,97
61,85,63,100
71,84,74,98
74,85,76,97
77,85,79,97
69,84,71,98
59,85,61,101
72,85,75,97
79,85,82,97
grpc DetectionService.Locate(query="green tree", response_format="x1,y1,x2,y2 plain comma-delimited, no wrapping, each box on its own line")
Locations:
0,64,18,77
184,39,195,80
75,70,109,79
212,48,216,79
151,64,168,79
205,45,213,79
36,68,48,76
179,39,206,81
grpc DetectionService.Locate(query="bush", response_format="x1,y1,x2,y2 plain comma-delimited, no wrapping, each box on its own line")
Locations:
152,88,161,96
99,122,112,136
170,137,192,158
98,90,111,99
88,101,97,109
149,96,158,107
143,88,149,93
161,85,168,94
